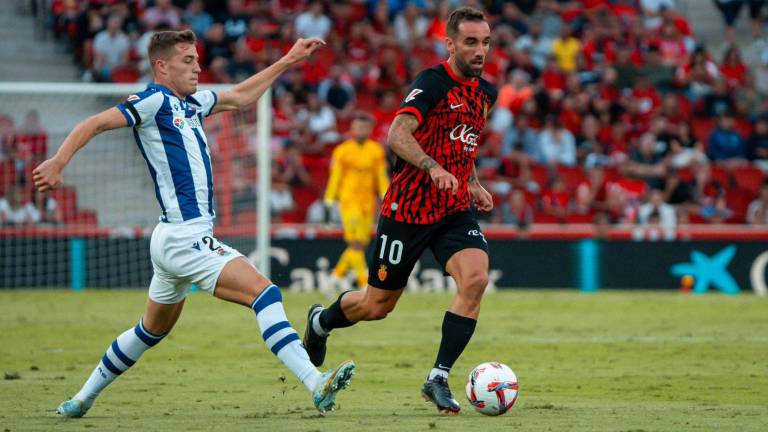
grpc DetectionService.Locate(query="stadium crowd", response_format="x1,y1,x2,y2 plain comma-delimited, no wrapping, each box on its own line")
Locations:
13,0,768,229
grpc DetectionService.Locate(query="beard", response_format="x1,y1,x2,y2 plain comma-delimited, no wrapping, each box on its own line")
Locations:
455,55,484,78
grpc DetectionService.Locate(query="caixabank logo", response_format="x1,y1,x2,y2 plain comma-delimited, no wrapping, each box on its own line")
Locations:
670,245,768,295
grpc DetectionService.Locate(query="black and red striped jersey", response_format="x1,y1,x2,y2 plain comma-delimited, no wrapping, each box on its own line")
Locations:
380,61,498,224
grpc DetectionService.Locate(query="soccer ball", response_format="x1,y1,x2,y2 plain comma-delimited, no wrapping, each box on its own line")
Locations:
465,362,519,416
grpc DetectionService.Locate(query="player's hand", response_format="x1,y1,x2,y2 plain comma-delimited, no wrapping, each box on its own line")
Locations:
469,183,494,212
428,165,459,195
32,158,65,192
283,38,325,65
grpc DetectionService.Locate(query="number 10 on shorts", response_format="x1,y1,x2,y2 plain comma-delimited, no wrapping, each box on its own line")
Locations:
378,234,403,265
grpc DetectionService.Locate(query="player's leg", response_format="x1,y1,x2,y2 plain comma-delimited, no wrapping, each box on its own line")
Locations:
304,215,428,366
58,285,185,418
421,213,490,414
212,256,354,412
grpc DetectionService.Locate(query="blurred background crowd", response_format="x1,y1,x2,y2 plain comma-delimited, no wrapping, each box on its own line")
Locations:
2,0,768,232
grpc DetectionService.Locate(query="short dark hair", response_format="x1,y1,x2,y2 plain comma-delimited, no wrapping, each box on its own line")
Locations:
148,30,196,68
446,7,486,39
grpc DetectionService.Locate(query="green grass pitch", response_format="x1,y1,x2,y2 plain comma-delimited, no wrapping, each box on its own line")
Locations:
1,289,766,431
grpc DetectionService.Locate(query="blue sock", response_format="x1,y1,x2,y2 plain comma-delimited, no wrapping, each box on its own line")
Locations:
252,285,321,391
73,320,165,409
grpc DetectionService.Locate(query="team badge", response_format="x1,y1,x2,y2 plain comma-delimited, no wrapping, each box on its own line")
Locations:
173,117,185,129
377,264,388,281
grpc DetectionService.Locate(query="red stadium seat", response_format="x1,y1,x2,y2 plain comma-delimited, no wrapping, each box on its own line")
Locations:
732,166,765,195
556,165,587,194
110,65,140,83
67,210,98,225
50,187,78,220
692,118,715,144
0,160,16,196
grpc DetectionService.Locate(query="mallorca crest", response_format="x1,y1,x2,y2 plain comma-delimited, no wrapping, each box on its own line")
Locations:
377,264,388,281
173,117,185,129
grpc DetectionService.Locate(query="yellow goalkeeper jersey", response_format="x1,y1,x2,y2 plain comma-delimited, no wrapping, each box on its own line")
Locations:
324,138,389,211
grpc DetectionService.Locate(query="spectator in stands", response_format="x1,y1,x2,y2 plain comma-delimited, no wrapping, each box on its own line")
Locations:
30,188,62,225
496,189,534,232
184,0,213,38
640,45,675,92
638,188,677,228
0,186,37,226
720,45,748,89
294,1,331,39
393,3,428,48
640,0,677,30
515,21,553,71
714,0,766,43
748,114,768,171
278,143,312,187
551,23,581,73
746,184,768,225
503,114,539,160
218,0,250,42
142,0,182,30
0,114,14,162
271,181,295,220
625,133,667,189
702,79,736,118
226,42,256,83
317,65,356,120
541,176,570,221
91,15,131,82
668,122,707,168
677,46,721,102
14,109,48,166
203,23,233,67
538,115,577,167
708,113,747,165
296,93,339,150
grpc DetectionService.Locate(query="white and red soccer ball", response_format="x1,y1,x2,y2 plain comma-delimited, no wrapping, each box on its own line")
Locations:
466,362,519,416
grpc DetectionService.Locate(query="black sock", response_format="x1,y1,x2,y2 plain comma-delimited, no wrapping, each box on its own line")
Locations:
319,291,355,331
432,311,477,375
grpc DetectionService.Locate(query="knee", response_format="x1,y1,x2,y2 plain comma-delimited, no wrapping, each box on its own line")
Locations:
460,272,489,303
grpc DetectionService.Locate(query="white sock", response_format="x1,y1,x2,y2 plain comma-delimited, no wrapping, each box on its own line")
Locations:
428,368,449,381
74,320,165,409
311,310,329,337
252,285,322,391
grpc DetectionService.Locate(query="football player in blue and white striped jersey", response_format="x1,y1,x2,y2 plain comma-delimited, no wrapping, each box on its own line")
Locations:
33,29,354,418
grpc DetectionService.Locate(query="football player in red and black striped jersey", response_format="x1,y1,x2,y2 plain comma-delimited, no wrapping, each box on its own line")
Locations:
304,7,497,414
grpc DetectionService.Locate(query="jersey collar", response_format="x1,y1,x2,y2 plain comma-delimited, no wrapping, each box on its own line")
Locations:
441,61,478,87
147,83,192,100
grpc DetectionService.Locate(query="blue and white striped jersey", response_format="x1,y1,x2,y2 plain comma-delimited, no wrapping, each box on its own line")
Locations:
117,83,218,223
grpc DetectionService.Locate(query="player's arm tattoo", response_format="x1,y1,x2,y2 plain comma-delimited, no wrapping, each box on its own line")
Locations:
388,114,437,172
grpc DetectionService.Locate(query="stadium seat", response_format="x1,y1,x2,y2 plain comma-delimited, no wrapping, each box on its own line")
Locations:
110,65,140,83
556,165,587,194
732,166,765,195
50,187,77,220
0,160,17,195
67,210,98,225
692,118,715,144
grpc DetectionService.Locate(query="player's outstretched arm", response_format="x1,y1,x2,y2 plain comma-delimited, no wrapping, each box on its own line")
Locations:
387,113,458,194
213,38,325,114
33,107,128,192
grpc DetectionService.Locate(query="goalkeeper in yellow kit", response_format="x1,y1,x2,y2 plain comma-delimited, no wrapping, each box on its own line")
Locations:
323,113,389,291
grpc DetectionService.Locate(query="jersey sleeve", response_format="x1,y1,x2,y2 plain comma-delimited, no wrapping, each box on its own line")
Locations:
396,69,440,124
117,92,163,127
190,89,218,117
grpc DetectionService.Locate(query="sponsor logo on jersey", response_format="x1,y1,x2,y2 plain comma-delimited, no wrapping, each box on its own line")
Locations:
173,117,185,129
450,123,478,152
405,88,423,103
186,116,202,129
378,264,388,281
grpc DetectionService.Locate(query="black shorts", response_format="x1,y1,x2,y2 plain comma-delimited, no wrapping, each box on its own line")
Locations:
367,210,488,290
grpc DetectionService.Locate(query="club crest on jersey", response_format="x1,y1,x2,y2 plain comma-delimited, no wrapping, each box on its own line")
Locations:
378,264,388,281
173,117,185,129
404,88,423,103
450,123,478,152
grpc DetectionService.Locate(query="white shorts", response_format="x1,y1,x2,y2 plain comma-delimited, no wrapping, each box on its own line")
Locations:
148,220,243,304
